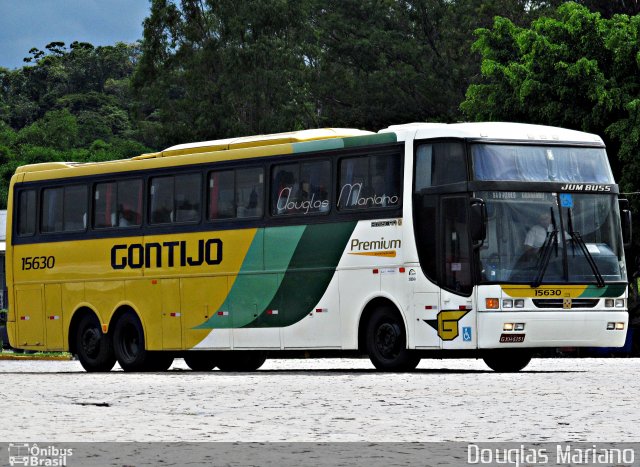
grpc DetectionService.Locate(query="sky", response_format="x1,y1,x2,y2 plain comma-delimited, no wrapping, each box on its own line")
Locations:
0,0,151,70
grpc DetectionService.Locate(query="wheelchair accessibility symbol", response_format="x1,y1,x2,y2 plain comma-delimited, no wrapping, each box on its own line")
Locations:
462,327,472,342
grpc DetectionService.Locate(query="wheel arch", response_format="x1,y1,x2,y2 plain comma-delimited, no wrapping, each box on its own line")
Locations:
357,296,409,353
109,304,146,345
68,306,101,354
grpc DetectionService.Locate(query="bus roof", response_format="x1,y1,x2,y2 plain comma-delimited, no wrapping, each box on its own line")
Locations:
382,122,604,145
151,128,374,158
14,128,375,177
13,122,604,179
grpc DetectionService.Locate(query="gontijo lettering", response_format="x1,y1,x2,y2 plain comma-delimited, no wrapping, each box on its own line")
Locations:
111,239,222,269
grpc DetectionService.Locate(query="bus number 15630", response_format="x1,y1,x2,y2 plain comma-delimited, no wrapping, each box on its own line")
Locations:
534,289,561,296
21,256,55,270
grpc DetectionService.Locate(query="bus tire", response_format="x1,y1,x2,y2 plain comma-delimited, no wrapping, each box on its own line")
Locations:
113,312,150,372
217,351,266,372
483,350,532,372
184,352,219,371
365,306,420,371
76,313,116,372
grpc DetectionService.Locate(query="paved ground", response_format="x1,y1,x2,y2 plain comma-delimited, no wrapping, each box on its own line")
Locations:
1,357,639,442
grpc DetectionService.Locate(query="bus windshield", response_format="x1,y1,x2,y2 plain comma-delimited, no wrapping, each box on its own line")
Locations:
478,191,626,284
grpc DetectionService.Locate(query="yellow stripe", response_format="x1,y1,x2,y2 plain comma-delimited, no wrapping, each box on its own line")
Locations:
501,284,588,298
348,250,397,258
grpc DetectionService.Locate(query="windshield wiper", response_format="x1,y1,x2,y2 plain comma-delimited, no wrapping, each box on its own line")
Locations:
567,208,605,287
532,208,560,288
532,229,558,288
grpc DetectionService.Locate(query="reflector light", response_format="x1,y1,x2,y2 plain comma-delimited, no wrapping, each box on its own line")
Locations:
502,299,513,309
218,311,229,316
486,298,499,309
315,308,327,313
170,312,181,317
399,267,406,273
267,309,279,315
372,269,379,274
503,323,514,331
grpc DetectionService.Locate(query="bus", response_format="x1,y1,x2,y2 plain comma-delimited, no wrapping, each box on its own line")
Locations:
5,122,631,372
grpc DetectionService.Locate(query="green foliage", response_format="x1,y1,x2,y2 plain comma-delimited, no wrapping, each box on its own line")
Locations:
462,3,640,182
133,0,558,145
0,42,153,208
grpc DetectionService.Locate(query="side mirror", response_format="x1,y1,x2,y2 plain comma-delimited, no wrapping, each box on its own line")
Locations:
470,198,487,247
619,198,632,248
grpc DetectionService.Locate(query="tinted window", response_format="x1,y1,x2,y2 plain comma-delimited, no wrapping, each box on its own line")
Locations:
150,173,201,224
94,179,143,228
272,161,330,216
415,142,467,191
209,167,264,220
41,185,87,233
17,189,36,236
338,154,401,210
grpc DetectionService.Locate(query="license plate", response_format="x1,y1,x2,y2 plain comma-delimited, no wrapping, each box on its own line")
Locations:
499,333,525,343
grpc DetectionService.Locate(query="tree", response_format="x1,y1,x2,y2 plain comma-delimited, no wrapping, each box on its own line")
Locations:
462,3,640,185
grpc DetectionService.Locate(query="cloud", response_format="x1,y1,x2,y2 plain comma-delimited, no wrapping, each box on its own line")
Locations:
0,0,150,69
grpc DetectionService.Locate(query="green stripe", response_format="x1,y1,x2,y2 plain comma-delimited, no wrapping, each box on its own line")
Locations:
292,139,344,153
291,132,397,156
579,284,627,298
194,226,306,329
342,133,397,148
244,221,357,328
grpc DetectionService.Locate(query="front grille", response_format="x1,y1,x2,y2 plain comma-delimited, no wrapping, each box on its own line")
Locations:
532,299,598,309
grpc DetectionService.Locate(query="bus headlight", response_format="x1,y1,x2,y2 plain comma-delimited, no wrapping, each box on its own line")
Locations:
502,299,512,309
605,299,614,308
514,299,525,308
615,299,625,308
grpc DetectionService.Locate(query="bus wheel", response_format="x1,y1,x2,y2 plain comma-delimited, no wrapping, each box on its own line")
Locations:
483,350,532,372
217,351,266,372
184,352,218,371
76,314,116,372
366,306,420,372
113,312,149,372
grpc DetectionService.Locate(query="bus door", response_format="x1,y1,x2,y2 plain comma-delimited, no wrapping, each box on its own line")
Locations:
439,195,476,350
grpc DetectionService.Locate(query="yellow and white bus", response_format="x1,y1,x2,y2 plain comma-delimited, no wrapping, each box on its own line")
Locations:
5,122,631,372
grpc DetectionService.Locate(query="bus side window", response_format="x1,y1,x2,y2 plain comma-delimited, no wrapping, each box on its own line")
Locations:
41,185,87,233
17,189,36,236
175,173,201,223
63,185,88,231
150,176,175,224
272,161,330,216
94,179,143,229
415,142,466,188
209,170,236,220
338,154,401,210
236,167,264,218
